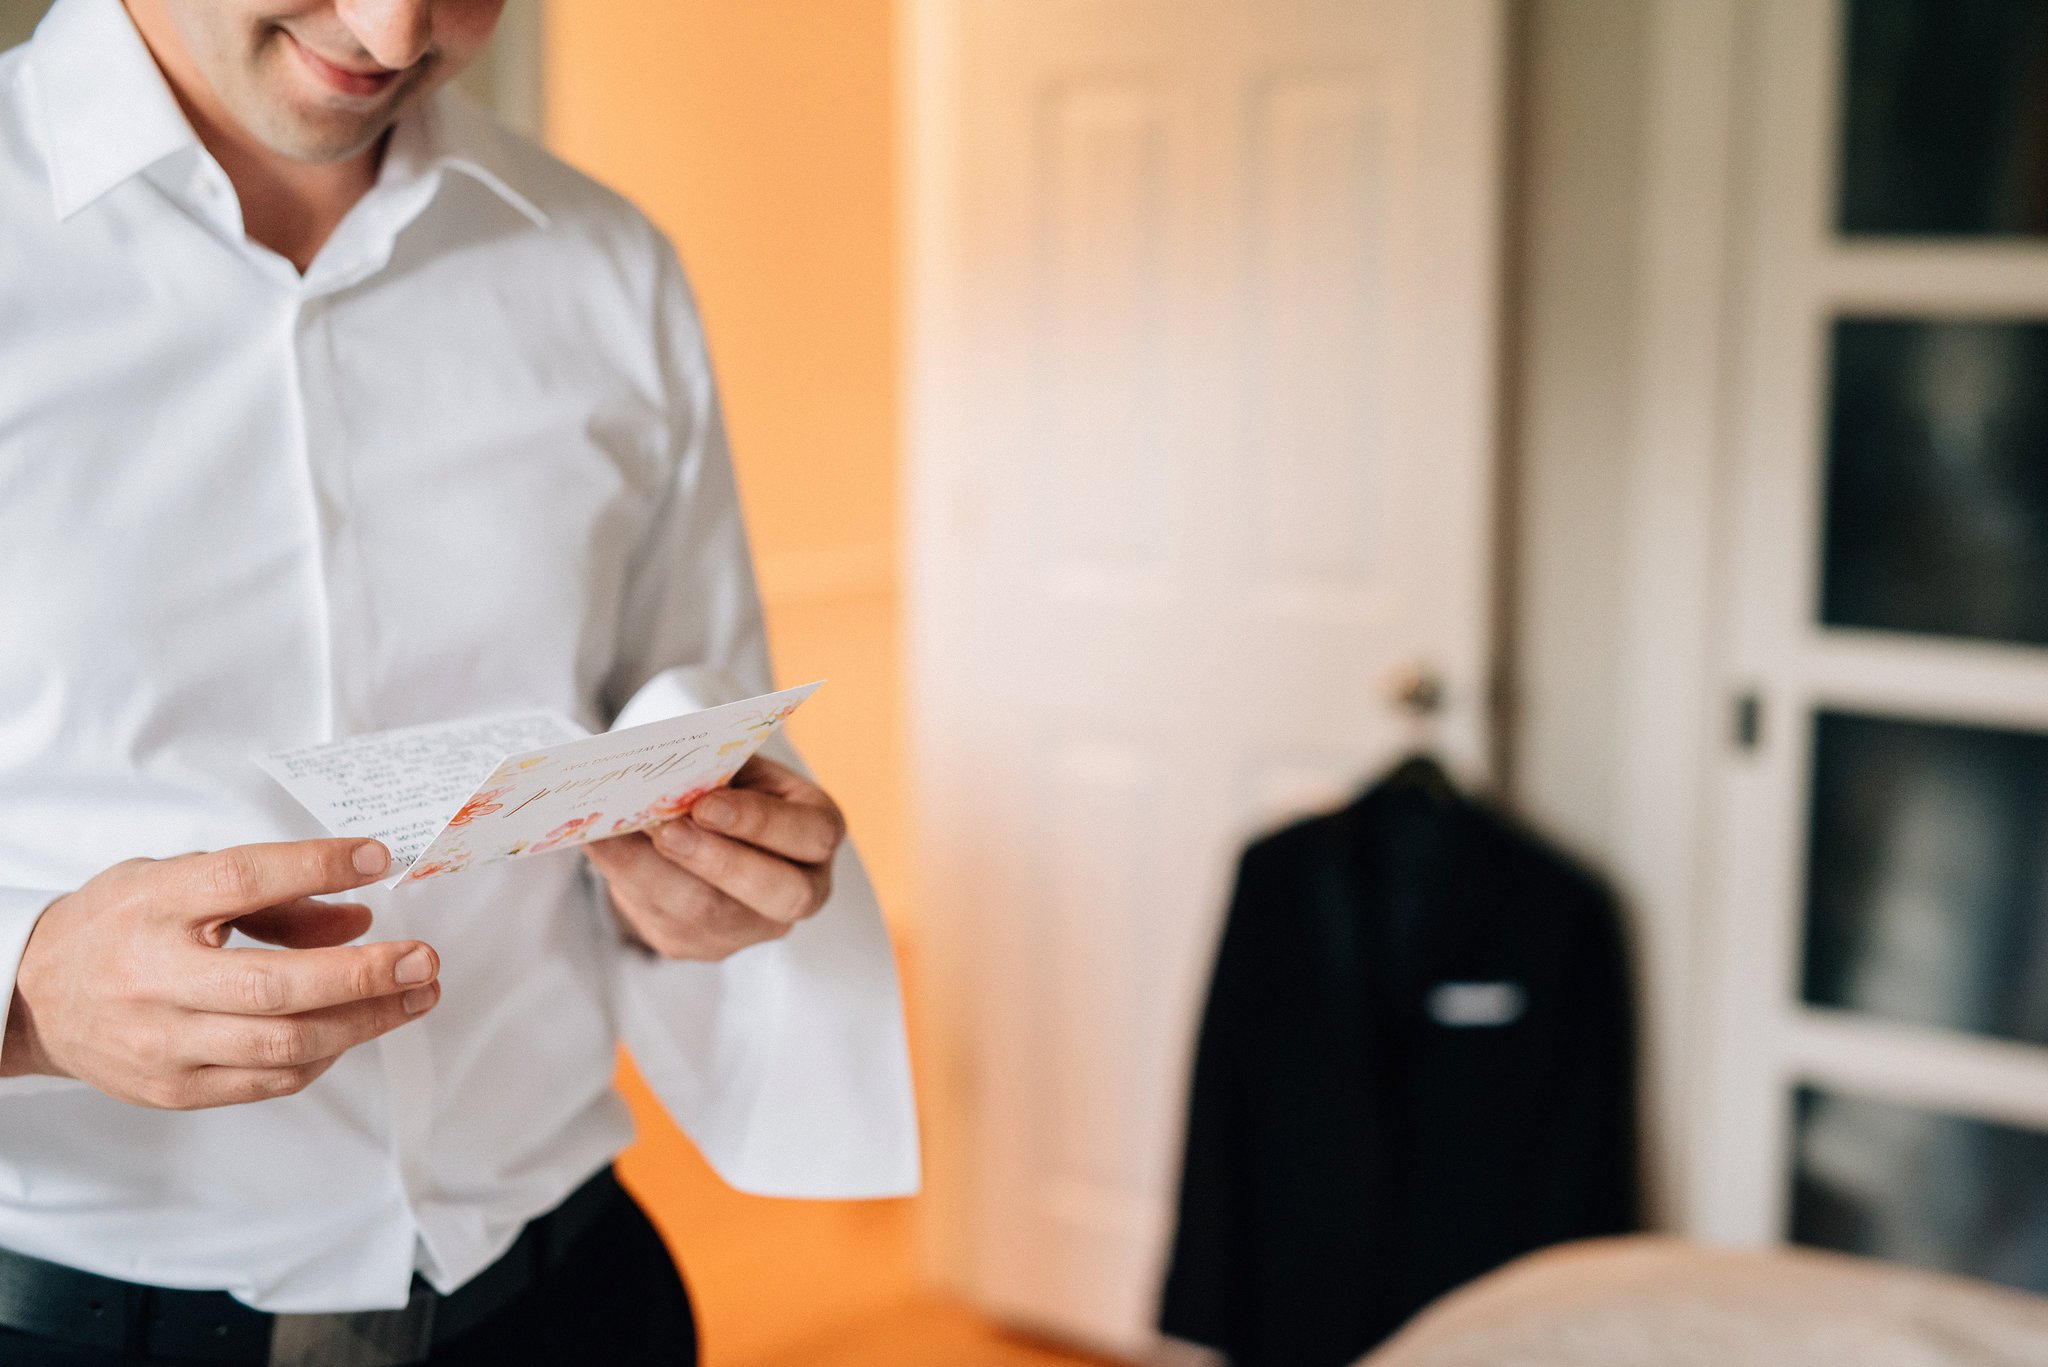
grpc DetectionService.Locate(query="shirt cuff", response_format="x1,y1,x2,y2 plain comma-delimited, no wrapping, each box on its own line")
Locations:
603,666,922,1197
0,887,88,1096
612,837,921,1198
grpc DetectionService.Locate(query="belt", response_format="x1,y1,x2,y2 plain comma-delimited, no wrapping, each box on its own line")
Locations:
0,1166,623,1367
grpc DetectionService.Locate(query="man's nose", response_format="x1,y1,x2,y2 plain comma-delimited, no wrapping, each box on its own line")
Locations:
333,0,433,70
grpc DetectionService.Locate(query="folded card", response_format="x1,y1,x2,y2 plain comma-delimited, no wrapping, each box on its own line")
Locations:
258,683,822,887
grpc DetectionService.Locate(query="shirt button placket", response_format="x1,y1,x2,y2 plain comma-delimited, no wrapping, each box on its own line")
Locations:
289,292,375,740
290,288,443,1283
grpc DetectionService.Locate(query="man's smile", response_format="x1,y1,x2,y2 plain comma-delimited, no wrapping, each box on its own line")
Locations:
280,27,406,99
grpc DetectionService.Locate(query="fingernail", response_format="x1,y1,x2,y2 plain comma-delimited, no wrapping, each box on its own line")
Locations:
395,947,434,984
663,822,699,854
354,843,391,875
403,985,437,1014
696,795,733,826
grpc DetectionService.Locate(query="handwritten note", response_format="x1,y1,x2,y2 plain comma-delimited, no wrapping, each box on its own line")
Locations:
257,712,585,868
260,683,821,886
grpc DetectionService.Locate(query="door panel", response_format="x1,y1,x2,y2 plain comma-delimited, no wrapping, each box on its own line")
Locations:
1803,710,2048,1047
1791,1087,2048,1289
1821,318,2048,646
1836,0,2048,237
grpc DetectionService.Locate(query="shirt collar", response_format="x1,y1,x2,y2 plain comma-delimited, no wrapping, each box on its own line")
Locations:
27,0,549,233
29,0,198,220
294,92,546,295
390,90,551,232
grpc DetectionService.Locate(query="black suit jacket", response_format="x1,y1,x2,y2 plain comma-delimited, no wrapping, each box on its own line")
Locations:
1157,765,1640,1366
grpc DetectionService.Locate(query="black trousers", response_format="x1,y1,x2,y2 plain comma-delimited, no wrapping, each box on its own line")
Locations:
0,1186,697,1366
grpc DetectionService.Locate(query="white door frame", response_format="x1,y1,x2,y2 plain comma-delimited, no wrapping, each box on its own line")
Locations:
1593,0,1751,1233
1512,0,1758,1234
897,0,979,1295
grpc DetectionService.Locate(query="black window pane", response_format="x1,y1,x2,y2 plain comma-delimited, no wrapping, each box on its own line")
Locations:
1804,711,2048,1046
1791,1088,2048,1293
1841,0,2048,235
1822,319,2048,645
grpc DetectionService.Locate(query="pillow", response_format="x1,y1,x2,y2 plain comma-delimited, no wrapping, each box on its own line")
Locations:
1364,1236,2048,1367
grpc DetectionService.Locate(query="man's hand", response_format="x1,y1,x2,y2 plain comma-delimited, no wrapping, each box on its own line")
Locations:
585,755,845,961
2,840,439,1110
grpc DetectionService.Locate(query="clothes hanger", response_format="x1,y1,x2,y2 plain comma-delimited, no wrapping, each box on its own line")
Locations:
1378,661,1458,805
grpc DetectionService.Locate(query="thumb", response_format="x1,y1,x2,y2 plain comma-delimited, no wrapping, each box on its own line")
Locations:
232,898,375,949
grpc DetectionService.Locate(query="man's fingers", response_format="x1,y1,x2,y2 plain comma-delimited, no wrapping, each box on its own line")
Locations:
167,840,392,923
181,984,439,1070
173,1058,342,1111
631,892,787,961
590,832,730,915
649,819,827,925
233,899,374,949
172,939,438,1016
726,755,821,803
582,830,653,872
586,832,704,911
587,834,792,956
692,774,843,860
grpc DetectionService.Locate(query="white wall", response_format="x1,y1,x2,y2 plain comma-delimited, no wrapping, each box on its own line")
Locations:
1509,0,1744,1230
1509,0,1649,858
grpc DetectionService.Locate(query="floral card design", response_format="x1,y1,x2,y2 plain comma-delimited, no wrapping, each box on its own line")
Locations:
258,682,822,888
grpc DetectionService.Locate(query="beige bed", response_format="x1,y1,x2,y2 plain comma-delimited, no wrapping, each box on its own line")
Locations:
1363,1237,2048,1366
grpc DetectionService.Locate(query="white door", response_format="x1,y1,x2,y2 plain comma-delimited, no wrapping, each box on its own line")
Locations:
905,0,1506,1352
1699,0,2048,1286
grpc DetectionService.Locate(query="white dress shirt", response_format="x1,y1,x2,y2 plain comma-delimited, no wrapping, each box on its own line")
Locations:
0,0,918,1313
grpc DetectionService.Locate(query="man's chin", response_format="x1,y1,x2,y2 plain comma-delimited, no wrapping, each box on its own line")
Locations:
236,53,423,166
245,99,399,166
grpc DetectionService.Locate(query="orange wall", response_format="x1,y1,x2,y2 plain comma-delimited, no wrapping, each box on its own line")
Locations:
543,5,916,1363
545,0,906,919
544,0,897,582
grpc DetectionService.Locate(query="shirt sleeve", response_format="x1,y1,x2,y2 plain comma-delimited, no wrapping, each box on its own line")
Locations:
595,241,920,1199
0,888,93,1096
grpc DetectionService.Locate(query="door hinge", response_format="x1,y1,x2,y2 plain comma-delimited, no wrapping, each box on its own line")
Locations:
1732,690,1764,751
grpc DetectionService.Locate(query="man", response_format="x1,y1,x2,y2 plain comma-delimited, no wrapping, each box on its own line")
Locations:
0,0,919,1362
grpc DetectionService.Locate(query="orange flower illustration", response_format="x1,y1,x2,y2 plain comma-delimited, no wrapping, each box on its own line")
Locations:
637,784,717,826
448,786,511,828
530,812,604,853
406,853,469,882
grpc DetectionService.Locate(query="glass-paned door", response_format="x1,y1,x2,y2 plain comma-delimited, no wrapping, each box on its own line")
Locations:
1702,0,2048,1291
